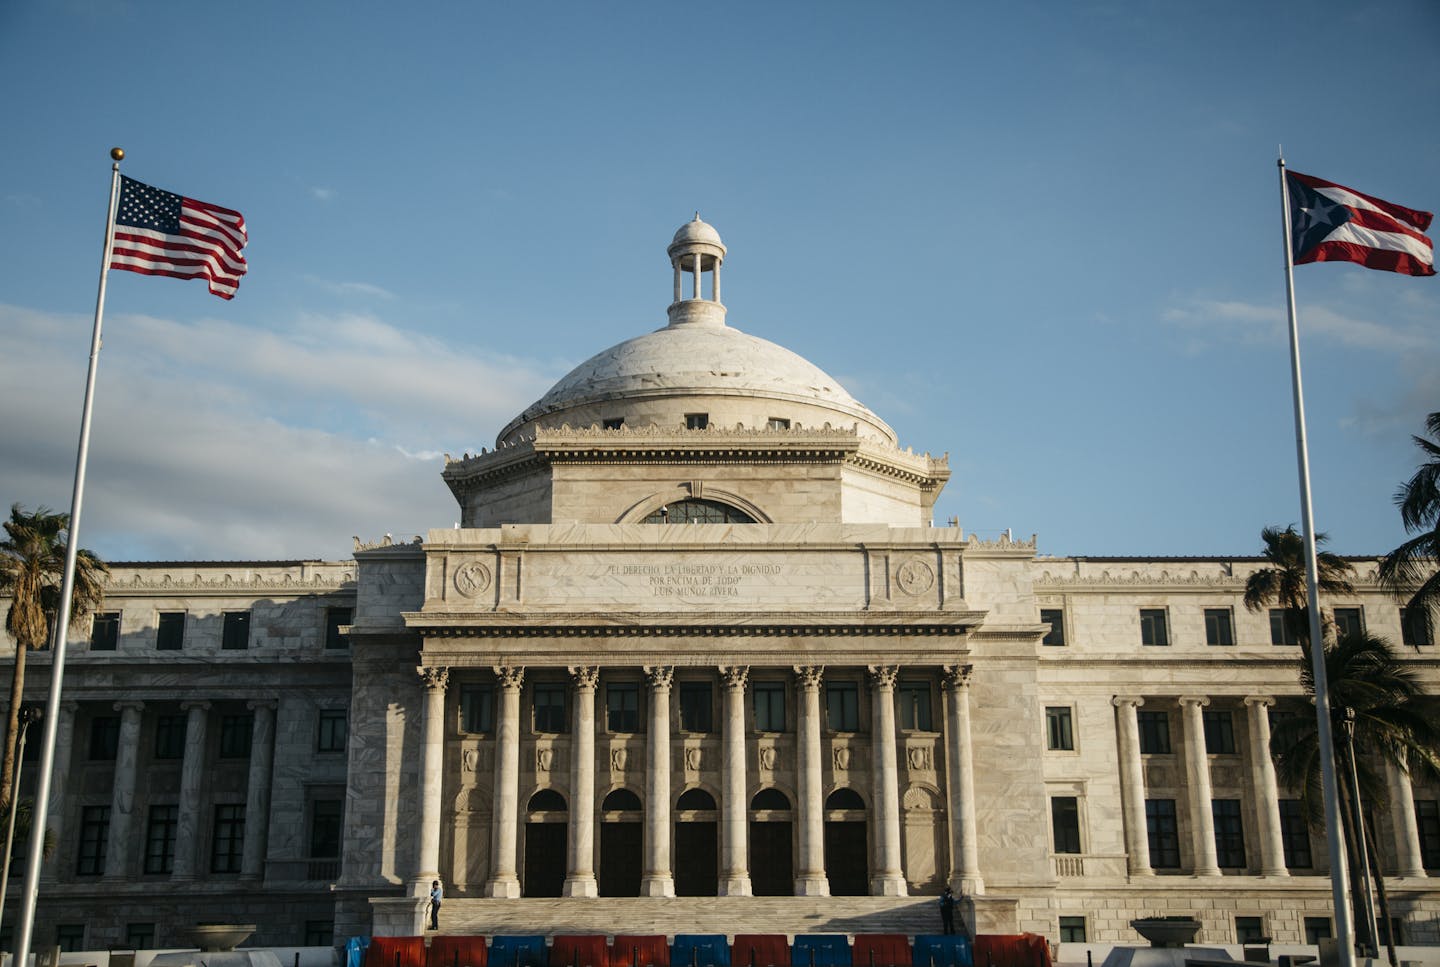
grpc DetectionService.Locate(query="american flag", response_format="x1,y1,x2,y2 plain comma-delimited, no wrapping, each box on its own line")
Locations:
109,175,248,299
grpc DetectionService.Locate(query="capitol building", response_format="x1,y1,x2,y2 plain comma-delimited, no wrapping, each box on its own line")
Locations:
3,218,1439,952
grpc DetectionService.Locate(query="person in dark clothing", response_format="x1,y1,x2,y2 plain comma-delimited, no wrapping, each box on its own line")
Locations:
429,879,443,931
940,886,957,935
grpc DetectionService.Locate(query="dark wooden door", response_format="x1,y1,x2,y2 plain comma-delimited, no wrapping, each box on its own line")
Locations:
674,821,718,896
522,822,566,897
824,820,869,895
748,821,793,896
600,821,642,896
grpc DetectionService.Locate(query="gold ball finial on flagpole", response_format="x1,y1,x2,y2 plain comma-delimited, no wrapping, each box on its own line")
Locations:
110,147,124,161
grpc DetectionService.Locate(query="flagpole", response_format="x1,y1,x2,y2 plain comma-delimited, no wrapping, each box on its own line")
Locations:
1278,155,1357,967
10,148,124,967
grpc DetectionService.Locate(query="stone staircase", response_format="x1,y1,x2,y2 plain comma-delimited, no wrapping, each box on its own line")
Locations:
437,897,951,940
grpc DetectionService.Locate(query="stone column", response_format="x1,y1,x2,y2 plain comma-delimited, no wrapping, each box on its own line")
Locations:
693,253,702,299
42,702,79,881
718,666,751,896
1244,696,1288,877
943,665,984,894
411,666,449,896
486,665,524,897
563,666,599,897
794,665,828,896
241,700,278,882
1112,696,1153,876
642,665,675,896
172,701,211,881
673,262,682,303
1180,697,1219,876
1387,755,1426,878
867,665,907,896
714,262,722,303
104,701,144,880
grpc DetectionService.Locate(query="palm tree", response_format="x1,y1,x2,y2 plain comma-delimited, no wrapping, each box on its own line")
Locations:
1243,524,1356,642
1380,412,1440,624
0,505,108,808
1271,631,1440,963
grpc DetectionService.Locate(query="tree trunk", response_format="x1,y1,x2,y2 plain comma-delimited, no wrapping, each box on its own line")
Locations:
1364,807,1398,967
0,640,29,809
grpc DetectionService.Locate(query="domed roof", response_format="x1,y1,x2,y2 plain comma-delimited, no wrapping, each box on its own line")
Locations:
671,215,724,247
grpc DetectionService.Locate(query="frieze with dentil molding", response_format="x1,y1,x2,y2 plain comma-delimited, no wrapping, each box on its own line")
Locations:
105,571,355,593
1034,564,1381,588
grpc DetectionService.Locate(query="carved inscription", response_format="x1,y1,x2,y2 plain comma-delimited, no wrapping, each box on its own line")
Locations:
606,562,786,598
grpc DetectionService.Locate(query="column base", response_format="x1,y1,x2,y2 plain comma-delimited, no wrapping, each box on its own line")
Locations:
794,874,829,897
1192,867,1222,878
718,876,752,896
484,876,521,898
562,875,598,897
869,873,908,897
951,873,985,895
409,875,439,898
1126,867,1155,878
1259,866,1291,878
640,875,675,897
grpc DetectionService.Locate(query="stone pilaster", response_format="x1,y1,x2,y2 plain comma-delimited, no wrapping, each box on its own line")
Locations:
867,665,906,896
241,700,277,882
1112,696,1152,876
793,665,828,896
718,666,751,896
1244,696,1288,877
411,666,448,895
943,665,983,894
1180,697,1219,876
172,701,211,881
486,665,524,897
641,665,675,897
563,666,599,897
41,702,78,882
104,701,144,880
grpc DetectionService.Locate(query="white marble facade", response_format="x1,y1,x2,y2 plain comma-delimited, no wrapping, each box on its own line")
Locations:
5,219,1440,951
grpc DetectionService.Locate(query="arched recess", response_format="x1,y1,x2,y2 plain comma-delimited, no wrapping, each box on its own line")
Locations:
675,786,719,896
748,787,794,896
449,786,492,894
523,788,567,897
617,490,773,524
901,783,947,893
824,786,868,896
600,786,643,897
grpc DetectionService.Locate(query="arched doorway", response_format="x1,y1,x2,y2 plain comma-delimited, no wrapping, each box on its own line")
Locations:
748,787,793,896
674,787,718,896
823,787,868,896
600,788,643,896
523,789,567,897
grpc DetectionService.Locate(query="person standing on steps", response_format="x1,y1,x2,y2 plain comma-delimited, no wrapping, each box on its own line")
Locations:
429,879,443,931
940,886,957,935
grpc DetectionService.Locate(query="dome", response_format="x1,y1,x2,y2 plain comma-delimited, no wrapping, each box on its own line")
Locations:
671,215,724,248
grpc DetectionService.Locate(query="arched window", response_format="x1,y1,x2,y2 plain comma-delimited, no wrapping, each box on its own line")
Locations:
642,499,756,524
825,788,866,810
602,788,643,811
528,789,567,812
750,788,791,811
676,788,717,811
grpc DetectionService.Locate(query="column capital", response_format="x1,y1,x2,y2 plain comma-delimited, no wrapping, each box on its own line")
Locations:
61,700,81,714
792,665,824,689
417,665,450,691
1244,695,1276,709
719,665,749,689
941,664,973,690
1178,695,1211,709
246,699,278,713
493,665,525,689
867,665,900,689
179,700,211,713
113,700,145,714
1111,696,1146,709
568,666,600,690
644,665,674,690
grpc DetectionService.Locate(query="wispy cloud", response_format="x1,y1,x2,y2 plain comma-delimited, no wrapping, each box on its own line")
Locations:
1163,298,1432,353
303,275,396,300
310,186,336,202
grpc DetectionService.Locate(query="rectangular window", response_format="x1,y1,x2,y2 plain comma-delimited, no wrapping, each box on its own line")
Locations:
1416,800,1440,868
1235,917,1266,945
685,413,709,430
325,607,353,650
154,714,187,760
317,709,348,753
766,417,791,430
898,682,933,731
221,611,251,650
679,683,713,733
1213,798,1247,868
1333,607,1365,639
602,417,624,430
607,683,640,733
753,683,786,732
76,805,110,876
1270,609,1300,646
1040,608,1066,646
156,611,185,650
305,922,335,947
1045,707,1074,751
1140,608,1170,646
460,685,494,734
1058,917,1086,943
144,804,178,874
1304,918,1332,945
1051,796,1081,854
1279,799,1313,869
1146,798,1181,868
125,924,156,950
211,804,246,873
89,715,120,760
219,713,253,758
1205,608,1235,646
1138,710,1171,754
91,612,121,651
1402,608,1434,647
1203,710,1236,754
826,683,859,732
309,799,343,858
55,925,86,953
533,684,567,734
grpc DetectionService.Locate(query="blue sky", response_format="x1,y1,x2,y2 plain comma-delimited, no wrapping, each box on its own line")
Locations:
1,1,1436,561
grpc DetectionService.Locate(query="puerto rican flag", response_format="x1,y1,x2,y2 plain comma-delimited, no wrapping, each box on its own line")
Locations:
1287,170,1433,276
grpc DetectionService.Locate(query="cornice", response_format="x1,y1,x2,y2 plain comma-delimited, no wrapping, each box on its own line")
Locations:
403,608,985,638
102,571,355,595
1034,565,1384,590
